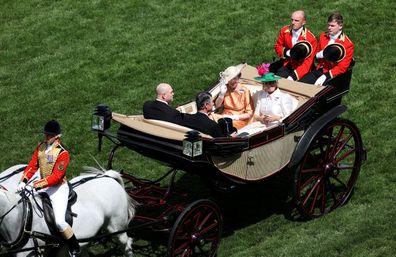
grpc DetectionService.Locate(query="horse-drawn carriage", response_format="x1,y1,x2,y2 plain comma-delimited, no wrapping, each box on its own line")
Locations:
0,62,365,257
89,63,366,256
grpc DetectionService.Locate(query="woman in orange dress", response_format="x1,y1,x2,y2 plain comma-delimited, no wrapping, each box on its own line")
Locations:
214,64,254,130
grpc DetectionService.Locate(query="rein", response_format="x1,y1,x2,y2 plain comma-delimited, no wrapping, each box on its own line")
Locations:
0,166,26,191
0,166,25,183
70,173,112,188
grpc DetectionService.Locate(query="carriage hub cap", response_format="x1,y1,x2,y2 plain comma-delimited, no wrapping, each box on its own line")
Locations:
324,163,335,174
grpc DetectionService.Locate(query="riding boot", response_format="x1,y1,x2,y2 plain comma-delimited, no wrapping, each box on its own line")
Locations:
66,234,81,257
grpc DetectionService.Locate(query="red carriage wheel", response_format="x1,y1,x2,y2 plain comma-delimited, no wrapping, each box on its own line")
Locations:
168,199,222,257
294,118,364,219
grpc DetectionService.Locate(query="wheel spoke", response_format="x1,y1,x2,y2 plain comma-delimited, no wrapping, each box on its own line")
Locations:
334,133,353,158
196,211,212,230
320,177,328,213
300,174,320,190
329,126,345,159
309,180,322,214
302,177,321,206
196,220,219,236
324,130,334,161
336,164,354,170
334,148,356,164
174,242,191,255
301,167,322,174
330,174,348,190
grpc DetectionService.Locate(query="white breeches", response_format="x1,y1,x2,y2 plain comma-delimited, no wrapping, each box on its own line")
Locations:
42,182,69,232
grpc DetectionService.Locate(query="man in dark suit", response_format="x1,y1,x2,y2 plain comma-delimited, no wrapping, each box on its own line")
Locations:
184,92,226,137
143,83,187,126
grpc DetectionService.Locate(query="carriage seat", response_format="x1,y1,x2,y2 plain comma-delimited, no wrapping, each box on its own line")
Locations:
112,113,213,141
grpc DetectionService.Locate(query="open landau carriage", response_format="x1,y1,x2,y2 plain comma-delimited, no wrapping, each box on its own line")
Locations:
92,63,366,256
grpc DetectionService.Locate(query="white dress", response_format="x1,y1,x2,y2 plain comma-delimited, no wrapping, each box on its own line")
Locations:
254,88,294,126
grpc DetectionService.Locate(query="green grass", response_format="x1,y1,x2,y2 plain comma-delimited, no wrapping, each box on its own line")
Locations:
1,0,395,256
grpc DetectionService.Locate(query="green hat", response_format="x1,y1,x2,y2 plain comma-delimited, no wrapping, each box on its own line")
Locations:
254,72,282,82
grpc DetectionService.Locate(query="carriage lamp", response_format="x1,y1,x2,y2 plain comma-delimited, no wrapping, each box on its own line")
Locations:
92,115,105,131
183,130,203,157
92,104,112,131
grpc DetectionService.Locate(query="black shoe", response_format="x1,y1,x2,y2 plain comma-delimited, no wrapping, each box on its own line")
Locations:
67,234,81,257
69,249,81,257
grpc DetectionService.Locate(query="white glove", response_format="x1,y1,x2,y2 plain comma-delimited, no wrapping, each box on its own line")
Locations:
219,84,227,96
285,49,291,57
17,182,26,192
25,184,34,192
223,114,239,120
287,76,294,81
314,75,327,86
230,115,240,121
316,50,324,59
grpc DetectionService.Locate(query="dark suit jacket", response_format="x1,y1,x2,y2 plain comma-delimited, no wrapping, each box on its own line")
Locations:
143,100,186,126
184,112,225,138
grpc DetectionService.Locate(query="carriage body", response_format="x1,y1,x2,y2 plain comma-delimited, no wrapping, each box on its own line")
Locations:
94,64,361,184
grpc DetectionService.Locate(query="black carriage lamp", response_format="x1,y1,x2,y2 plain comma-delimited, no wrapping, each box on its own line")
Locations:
92,104,112,151
183,130,203,157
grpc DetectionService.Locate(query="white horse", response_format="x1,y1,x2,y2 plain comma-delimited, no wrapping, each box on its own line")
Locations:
0,167,136,257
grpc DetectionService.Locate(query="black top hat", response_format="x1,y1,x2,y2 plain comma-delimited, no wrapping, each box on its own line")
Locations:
323,43,346,63
290,41,313,61
218,117,237,136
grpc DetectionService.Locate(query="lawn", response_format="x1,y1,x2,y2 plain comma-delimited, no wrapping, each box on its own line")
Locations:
0,0,395,256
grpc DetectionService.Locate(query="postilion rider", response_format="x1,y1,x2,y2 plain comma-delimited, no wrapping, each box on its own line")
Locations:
17,120,81,257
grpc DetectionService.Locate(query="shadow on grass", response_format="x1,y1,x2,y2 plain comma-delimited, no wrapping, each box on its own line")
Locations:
174,169,302,238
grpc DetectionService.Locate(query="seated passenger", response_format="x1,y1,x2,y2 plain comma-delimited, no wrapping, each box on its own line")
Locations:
184,92,227,137
253,72,294,126
143,83,187,126
214,64,254,130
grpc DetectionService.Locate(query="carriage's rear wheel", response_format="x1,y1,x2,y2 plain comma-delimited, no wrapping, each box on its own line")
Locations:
294,118,364,219
168,199,222,257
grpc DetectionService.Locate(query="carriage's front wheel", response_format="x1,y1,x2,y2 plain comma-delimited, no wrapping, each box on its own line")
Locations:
168,199,222,257
294,118,364,219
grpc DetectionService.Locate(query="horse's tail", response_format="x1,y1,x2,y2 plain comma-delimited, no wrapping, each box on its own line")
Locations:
127,196,138,219
103,170,125,187
102,169,138,219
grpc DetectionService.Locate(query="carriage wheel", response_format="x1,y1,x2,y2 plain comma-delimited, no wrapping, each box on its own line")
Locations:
294,118,364,219
168,199,222,257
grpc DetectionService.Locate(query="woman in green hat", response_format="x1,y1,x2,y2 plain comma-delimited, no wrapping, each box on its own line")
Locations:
253,72,294,126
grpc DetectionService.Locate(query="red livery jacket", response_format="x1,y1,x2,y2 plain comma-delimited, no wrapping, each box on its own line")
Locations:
274,25,317,80
316,31,354,78
21,141,69,189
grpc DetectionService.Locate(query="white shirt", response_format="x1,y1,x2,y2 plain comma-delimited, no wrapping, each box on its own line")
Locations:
254,88,294,125
292,27,303,46
329,31,342,45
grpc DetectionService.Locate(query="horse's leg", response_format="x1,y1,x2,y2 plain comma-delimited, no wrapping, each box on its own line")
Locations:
118,232,133,257
107,218,133,257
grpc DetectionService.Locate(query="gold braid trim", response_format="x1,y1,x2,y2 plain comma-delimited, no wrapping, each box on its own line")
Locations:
38,143,62,180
